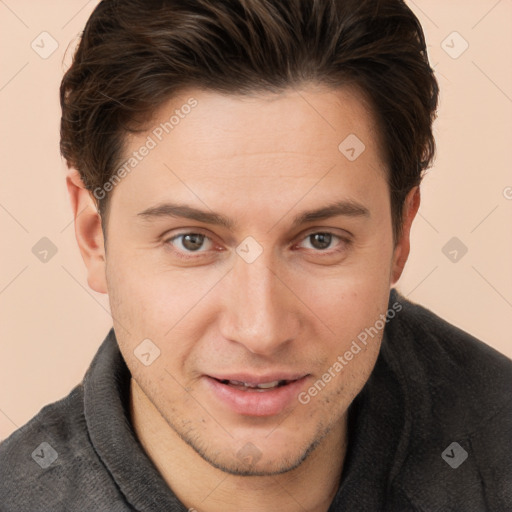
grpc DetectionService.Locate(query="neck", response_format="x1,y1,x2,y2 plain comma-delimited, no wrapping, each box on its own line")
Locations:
130,378,347,512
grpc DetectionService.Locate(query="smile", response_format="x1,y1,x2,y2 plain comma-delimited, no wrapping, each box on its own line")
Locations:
216,379,291,391
204,375,310,416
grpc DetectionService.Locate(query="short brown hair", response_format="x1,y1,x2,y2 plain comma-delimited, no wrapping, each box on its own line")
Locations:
60,0,439,242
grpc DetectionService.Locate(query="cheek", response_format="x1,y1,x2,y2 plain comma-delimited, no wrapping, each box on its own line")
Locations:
106,255,224,363
105,253,176,350
294,254,393,338
107,250,184,322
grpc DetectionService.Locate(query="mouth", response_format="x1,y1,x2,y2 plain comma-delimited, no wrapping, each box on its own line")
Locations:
204,374,310,416
213,378,294,391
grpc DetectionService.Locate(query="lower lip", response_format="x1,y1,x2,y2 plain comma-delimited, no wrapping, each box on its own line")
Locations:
204,376,309,417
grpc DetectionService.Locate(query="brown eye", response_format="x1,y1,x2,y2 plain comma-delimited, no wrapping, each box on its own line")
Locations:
166,232,213,256
307,233,333,250
299,232,341,252
180,233,206,251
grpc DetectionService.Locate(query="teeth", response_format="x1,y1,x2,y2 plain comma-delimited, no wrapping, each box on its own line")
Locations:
253,380,281,389
222,379,286,390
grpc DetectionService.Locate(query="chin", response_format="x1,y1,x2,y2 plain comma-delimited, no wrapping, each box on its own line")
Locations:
199,447,312,477
183,420,330,477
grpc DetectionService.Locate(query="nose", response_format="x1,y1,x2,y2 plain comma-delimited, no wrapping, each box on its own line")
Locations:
219,252,301,356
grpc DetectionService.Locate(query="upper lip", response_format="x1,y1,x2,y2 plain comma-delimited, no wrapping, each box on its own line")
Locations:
207,373,308,384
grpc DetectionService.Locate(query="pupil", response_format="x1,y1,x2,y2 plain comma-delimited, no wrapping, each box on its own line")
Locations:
311,233,331,250
183,234,204,251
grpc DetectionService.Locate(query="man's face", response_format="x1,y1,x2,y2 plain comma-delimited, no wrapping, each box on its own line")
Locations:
100,85,404,475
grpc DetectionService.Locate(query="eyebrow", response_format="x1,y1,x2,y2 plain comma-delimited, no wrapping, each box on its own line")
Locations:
136,199,370,230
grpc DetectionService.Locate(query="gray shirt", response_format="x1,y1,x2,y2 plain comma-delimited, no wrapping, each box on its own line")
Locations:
1,289,511,511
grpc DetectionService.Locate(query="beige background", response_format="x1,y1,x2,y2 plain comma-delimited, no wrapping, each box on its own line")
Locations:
1,0,511,441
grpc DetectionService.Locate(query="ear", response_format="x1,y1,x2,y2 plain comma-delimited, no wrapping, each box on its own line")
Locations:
390,186,420,285
66,169,108,294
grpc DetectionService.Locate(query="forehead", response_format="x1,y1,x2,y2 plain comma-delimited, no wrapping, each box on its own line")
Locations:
111,84,387,215
145,84,382,161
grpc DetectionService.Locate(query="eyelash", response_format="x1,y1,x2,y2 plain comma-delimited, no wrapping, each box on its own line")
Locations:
163,230,351,260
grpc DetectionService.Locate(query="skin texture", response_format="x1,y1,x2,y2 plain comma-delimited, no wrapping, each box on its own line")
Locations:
67,84,420,512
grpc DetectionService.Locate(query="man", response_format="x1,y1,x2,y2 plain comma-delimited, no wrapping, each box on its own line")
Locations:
1,0,511,510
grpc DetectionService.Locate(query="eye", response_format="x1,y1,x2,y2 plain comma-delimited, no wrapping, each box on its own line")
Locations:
165,232,214,257
164,229,350,261
296,231,349,253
